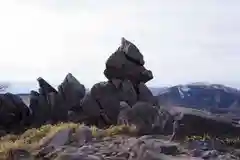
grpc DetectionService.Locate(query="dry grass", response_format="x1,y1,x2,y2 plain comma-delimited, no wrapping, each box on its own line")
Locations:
185,134,240,148
0,123,136,159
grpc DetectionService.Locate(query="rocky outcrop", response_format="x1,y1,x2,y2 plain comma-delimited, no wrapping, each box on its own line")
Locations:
0,37,158,132
58,73,86,110
0,93,31,133
80,38,157,128
29,75,86,127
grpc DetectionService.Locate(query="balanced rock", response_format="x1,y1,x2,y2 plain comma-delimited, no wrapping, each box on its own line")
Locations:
119,37,145,66
104,38,153,84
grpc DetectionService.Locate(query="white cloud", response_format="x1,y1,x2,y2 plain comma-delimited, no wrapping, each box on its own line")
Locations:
0,0,240,88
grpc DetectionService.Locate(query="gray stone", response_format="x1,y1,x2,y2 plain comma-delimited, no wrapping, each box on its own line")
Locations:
90,82,121,125
201,150,219,159
58,73,85,110
127,102,160,135
6,149,34,160
119,80,137,106
37,77,57,96
44,128,71,147
80,93,102,126
111,79,122,89
0,93,31,131
48,92,68,122
104,38,153,84
119,37,145,66
75,126,93,146
138,82,155,104
118,101,132,125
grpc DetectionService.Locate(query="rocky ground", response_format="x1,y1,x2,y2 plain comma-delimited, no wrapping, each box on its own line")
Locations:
1,123,240,160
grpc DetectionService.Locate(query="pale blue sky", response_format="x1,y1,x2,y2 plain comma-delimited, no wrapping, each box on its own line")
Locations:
0,0,240,88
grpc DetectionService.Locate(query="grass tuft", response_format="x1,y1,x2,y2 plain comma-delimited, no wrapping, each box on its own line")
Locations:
0,123,136,159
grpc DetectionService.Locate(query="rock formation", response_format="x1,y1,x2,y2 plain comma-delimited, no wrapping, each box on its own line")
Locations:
0,37,239,144
1,37,240,159
0,93,31,133
80,38,158,131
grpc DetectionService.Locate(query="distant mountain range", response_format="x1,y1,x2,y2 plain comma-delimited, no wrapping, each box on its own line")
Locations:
156,83,240,116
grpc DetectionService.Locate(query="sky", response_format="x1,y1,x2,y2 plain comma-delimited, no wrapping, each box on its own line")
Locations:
0,0,240,89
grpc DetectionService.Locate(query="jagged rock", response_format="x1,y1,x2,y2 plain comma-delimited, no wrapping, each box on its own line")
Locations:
90,82,121,125
58,73,85,110
37,77,57,96
119,37,145,66
119,80,137,106
104,57,153,84
80,92,101,125
48,92,68,122
138,82,156,104
29,92,51,127
104,38,153,84
0,93,31,131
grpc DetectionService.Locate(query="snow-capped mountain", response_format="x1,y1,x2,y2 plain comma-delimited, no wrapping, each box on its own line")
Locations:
157,83,240,111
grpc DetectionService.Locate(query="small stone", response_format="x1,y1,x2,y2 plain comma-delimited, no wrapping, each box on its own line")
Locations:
201,150,219,159
45,128,71,147
75,126,93,146
6,149,34,160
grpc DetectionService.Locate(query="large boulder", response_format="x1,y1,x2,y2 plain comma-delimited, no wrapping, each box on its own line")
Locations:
37,77,57,97
118,37,145,66
165,106,240,140
137,82,156,105
0,93,31,132
118,101,160,135
58,73,85,110
90,82,121,125
118,79,137,106
48,92,68,123
104,38,153,84
29,91,51,127
104,53,153,84
80,92,102,126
